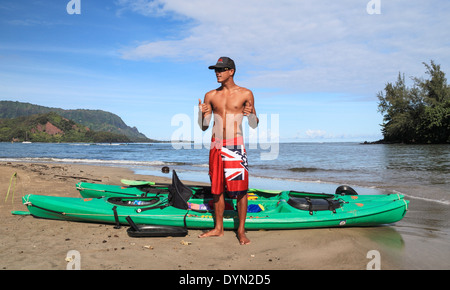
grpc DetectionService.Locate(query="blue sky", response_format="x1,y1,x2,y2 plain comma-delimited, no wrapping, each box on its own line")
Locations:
1,0,449,142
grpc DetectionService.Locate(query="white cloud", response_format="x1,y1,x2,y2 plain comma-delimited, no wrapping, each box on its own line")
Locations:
117,0,450,96
305,129,328,139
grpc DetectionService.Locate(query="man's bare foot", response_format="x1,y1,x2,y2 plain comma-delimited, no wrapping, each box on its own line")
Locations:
238,231,251,245
198,228,224,238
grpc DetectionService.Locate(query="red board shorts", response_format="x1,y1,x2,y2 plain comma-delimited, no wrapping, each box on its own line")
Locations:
209,136,249,198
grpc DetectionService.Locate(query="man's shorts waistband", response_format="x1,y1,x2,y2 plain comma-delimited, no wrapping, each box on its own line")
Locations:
211,136,244,149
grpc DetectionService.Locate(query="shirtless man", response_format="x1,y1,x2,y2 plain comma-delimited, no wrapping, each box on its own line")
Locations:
198,57,258,245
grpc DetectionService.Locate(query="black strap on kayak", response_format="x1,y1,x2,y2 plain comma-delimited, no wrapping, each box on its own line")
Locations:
305,197,313,215
27,203,65,215
327,199,337,213
135,203,169,213
183,213,188,229
112,206,121,229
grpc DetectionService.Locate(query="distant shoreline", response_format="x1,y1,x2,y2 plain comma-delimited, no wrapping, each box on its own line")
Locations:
8,140,193,144
362,139,450,145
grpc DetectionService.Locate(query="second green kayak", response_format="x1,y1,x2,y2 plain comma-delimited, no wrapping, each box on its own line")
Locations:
23,172,409,230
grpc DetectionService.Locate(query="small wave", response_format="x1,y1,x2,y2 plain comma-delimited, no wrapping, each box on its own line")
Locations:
250,173,325,184
289,167,320,172
193,163,209,168
67,143,129,146
288,167,355,173
86,143,128,146
0,157,181,167
392,190,450,206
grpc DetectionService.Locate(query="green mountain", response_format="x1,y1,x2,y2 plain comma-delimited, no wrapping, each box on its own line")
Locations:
0,112,135,143
0,101,153,142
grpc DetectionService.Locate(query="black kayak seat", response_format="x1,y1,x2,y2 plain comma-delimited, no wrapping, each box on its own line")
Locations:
168,170,194,210
288,197,342,215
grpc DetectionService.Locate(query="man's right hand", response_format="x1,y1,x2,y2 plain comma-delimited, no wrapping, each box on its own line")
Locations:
198,98,211,131
199,99,211,115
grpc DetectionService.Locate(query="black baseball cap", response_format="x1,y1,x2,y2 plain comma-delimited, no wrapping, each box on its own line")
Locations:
208,56,235,70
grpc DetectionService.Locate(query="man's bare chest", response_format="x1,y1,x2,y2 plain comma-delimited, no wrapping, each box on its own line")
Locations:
211,95,244,115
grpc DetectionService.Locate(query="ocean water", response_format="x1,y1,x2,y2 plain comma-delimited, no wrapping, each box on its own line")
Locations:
0,142,449,204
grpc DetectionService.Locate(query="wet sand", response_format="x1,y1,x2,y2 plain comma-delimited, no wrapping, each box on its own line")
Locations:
0,162,449,270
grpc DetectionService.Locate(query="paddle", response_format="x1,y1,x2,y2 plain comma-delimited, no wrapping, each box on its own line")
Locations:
120,179,155,186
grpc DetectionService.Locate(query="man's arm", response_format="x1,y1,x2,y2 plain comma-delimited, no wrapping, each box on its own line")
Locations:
243,91,259,129
198,95,212,131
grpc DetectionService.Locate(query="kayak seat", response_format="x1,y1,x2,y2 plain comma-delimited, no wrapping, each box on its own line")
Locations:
168,170,194,210
135,170,194,214
288,197,342,215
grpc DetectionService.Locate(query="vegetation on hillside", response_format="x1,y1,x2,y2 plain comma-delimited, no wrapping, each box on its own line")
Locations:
377,61,450,144
0,112,131,143
0,101,151,142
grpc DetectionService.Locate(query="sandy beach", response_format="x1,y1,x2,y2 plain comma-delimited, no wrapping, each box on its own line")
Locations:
0,161,449,271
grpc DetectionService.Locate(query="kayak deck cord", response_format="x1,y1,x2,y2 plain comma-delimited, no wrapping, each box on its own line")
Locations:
26,203,66,215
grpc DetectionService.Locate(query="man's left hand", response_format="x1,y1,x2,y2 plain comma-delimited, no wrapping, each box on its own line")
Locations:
243,101,253,116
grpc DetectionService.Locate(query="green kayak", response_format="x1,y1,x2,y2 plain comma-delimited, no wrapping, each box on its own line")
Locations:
76,180,204,198
76,180,282,199
23,172,409,230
